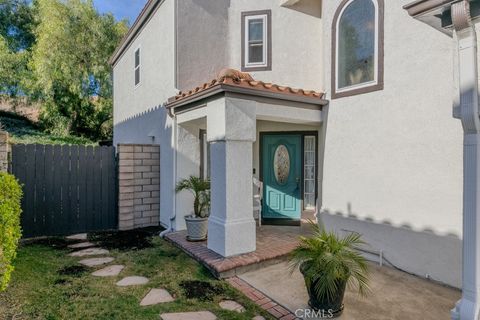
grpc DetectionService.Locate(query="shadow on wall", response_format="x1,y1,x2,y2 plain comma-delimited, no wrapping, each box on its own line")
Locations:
319,209,462,289
114,105,174,228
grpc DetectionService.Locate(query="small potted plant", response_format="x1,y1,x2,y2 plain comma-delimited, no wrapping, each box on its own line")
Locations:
175,176,210,241
290,221,370,317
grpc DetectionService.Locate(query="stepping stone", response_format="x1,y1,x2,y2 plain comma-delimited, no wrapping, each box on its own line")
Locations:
160,311,216,320
68,242,97,249
92,265,125,277
66,233,87,240
69,248,109,257
219,300,245,313
79,257,114,267
116,276,149,287
140,288,174,306
252,317,265,320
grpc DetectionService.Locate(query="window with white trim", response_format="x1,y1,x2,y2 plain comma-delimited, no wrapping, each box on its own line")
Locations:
200,130,210,179
242,10,271,71
304,136,316,210
134,47,141,86
332,0,383,98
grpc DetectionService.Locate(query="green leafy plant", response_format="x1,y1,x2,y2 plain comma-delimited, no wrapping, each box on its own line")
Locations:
290,221,370,303
0,172,23,292
175,176,210,218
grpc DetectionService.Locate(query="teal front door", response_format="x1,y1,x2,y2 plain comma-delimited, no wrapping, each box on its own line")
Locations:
262,134,302,223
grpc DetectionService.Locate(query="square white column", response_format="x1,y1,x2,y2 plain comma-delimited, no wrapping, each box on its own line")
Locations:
206,97,257,257
207,141,256,256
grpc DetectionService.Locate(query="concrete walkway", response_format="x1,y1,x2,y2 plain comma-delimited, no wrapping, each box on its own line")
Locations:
239,262,460,320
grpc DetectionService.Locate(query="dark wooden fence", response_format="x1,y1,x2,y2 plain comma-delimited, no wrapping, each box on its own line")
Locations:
10,144,118,238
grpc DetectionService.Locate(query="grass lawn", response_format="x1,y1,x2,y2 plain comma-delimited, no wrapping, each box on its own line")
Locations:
0,231,273,320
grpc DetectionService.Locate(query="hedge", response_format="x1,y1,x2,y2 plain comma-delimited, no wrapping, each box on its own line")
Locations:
0,172,22,292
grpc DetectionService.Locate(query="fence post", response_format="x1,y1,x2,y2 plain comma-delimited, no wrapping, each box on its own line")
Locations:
0,130,10,172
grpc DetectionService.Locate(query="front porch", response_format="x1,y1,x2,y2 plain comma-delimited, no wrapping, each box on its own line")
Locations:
166,68,328,259
165,215,314,278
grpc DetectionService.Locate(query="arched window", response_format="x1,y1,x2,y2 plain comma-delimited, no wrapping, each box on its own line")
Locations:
332,0,384,98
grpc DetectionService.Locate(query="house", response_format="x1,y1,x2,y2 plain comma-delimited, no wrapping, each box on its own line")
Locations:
110,0,463,290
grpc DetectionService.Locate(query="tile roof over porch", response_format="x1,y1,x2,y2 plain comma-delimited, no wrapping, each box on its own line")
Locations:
165,68,327,110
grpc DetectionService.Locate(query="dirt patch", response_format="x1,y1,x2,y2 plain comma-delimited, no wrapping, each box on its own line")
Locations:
180,280,225,301
58,265,88,277
88,227,163,251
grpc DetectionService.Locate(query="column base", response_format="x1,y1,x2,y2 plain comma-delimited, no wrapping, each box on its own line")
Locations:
207,215,256,257
451,298,480,320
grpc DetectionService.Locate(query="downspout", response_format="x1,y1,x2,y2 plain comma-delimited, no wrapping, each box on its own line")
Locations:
450,1,480,319
159,106,178,238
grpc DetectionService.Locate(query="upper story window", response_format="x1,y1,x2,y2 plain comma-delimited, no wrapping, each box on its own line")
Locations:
134,47,141,87
332,0,384,99
241,10,272,72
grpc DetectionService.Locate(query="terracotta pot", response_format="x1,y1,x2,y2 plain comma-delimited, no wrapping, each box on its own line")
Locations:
184,215,208,241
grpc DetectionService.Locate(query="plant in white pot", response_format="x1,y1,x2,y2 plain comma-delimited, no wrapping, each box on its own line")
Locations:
290,221,370,317
175,176,210,241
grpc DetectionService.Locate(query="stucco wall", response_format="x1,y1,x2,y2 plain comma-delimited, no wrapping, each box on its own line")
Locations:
320,0,463,287
176,0,229,91
226,0,323,91
113,0,176,227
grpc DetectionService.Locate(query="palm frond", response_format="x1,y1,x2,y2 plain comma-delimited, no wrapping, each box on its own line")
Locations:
175,176,211,217
290,222,371,301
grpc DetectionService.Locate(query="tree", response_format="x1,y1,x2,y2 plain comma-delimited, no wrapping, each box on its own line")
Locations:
0,0,36,51
0,0,35,97
0,35,28,96
28,0,128,139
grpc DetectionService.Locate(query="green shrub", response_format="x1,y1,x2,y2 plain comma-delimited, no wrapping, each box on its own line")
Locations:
0,172,22,292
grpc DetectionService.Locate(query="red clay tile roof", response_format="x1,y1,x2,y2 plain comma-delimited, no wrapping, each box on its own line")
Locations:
166,68,325,108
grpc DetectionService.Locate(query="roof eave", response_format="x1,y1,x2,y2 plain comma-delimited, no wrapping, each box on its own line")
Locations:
404,0,480,36
403,0,456,17
165,84,328,110
109,0,164,67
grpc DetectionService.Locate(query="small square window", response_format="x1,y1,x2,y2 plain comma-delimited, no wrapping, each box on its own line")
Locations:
242,10,271,71
134,47,141,86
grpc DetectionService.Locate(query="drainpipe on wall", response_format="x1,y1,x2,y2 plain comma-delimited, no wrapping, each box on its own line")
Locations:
450,1,480,319
159,107,178,238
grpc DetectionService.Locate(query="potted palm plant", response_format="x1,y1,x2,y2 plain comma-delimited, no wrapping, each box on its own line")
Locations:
175,176,210,241
290,221,370,317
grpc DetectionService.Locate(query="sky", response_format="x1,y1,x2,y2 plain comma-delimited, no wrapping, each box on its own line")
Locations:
93,0,148,25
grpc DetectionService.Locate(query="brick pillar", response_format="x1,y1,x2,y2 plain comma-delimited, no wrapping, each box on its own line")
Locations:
118,144,160,230
0,130,9,172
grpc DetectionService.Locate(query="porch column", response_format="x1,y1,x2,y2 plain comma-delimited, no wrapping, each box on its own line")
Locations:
207,97,256,257
451,2,480,319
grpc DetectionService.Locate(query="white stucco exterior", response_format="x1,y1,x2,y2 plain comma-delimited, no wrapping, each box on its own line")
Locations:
226,0,323,90
112,0,177,227
320,0,463,288
112,0,465,286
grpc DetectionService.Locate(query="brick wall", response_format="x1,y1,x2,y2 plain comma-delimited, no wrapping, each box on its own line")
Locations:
118,144,160,230
0,130,9,172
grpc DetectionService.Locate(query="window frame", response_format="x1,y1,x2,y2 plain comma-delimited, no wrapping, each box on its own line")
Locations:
199,129,210,180
331,0,384,99
134,46,141,87
303,135,316,211
241,10,272,72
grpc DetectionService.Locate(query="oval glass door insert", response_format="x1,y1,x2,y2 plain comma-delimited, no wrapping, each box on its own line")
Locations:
274,145,290,185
